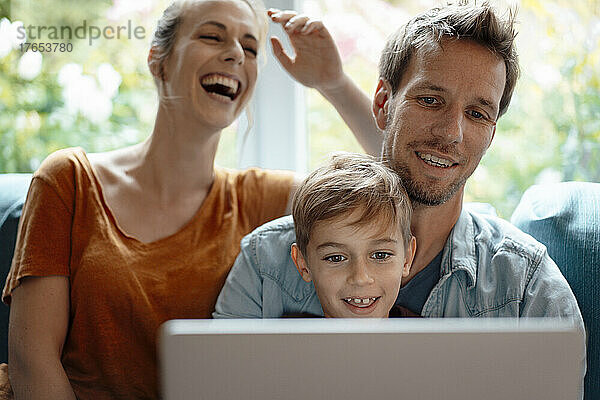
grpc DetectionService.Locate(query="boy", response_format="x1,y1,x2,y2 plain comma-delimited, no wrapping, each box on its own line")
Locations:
290,152,416,318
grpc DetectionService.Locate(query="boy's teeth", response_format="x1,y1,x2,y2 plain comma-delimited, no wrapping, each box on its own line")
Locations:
345,297,377,307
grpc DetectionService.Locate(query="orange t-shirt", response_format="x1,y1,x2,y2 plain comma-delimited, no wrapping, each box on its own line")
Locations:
3,147,294,399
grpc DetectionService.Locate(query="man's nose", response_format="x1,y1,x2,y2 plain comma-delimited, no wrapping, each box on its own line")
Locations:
433,105,464,144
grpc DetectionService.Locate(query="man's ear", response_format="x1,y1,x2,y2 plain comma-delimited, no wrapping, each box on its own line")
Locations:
402,236,417,278
291,243,312,283
373,79,392,130
148,46,166,81
489,125,496,147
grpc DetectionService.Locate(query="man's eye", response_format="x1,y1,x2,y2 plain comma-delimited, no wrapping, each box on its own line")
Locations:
419,97,438,105
468,110,484,119
371,252,392,260
324,255,346,263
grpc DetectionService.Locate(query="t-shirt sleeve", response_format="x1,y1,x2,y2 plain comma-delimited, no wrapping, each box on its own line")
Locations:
2,153,75,305
236,168,295,231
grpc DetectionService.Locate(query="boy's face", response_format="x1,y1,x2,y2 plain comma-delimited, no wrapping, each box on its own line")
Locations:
291,208,416,318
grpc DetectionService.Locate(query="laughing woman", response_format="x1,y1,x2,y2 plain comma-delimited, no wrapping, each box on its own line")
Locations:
2,1,376,399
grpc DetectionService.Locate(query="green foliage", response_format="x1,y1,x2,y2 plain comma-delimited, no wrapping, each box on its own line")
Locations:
308,0,600,218
0,0,154,172
0,0,240,173
466,0,600,217
1,0,599,219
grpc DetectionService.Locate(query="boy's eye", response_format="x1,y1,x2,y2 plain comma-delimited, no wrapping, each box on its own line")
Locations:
324,255,346,263
371,252,392,260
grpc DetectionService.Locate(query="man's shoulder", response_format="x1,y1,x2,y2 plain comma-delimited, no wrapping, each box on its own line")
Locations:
251,215,295,236
452,208,553,291
238,215,316,304
438,207,571,318
466,208,547,262
242,215,296,251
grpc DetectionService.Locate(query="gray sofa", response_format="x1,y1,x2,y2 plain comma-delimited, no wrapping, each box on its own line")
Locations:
0,173,32,365
0,174,598,398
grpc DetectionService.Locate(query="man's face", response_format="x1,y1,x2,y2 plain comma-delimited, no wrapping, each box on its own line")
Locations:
378,39,506,206
291,208,416,318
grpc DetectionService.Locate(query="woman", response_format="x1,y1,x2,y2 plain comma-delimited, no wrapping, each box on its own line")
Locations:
2,1,377,399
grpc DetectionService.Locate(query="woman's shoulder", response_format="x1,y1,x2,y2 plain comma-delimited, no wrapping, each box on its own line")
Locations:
34,147,90,185
216,166,296,188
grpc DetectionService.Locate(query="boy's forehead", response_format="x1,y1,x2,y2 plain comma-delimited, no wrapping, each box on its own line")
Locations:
310,211,403,246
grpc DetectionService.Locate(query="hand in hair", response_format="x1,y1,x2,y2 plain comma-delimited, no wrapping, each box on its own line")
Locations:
267,9,382,157
268,9,344,94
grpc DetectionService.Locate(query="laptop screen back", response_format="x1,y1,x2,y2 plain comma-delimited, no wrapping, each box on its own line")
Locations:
159,318,584,400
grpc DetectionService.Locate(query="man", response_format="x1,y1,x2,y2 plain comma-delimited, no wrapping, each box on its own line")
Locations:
214,1,583,337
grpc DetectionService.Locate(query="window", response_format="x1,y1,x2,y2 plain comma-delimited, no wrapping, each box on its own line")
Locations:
1,0,598,217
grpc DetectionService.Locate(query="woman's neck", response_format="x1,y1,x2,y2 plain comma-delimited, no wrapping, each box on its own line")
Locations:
127,105,222,204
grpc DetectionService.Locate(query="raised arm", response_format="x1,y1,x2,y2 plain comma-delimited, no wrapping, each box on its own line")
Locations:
268,9,383,157
8,276,76,400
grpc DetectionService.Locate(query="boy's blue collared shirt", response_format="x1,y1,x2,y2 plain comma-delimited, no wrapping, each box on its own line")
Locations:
214,206,585,399
214,207,583,324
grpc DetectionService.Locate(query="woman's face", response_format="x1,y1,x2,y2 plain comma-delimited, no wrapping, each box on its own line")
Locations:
161,0,260,130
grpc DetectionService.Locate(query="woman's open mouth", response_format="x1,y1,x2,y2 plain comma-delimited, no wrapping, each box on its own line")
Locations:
200,73,242,102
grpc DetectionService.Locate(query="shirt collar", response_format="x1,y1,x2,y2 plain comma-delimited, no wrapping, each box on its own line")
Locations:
441,207,478,288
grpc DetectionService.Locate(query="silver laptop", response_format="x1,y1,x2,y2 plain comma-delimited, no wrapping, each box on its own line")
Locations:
159,318,584,400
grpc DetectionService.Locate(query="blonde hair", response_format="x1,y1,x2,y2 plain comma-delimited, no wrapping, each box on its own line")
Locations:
292,152,413,255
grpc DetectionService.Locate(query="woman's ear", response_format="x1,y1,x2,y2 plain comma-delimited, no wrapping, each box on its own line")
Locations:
402,236,417,278
148,46,166,81
373,79,392,130
291,243,312,283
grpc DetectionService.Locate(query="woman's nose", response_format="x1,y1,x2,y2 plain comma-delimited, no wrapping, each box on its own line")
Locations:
222,40,244,64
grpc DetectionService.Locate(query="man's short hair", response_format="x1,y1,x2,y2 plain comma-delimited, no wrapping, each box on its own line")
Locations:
292,152,412,255
379,1,519,118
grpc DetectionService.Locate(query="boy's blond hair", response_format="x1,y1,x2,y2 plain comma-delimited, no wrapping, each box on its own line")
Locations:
292,152,412,255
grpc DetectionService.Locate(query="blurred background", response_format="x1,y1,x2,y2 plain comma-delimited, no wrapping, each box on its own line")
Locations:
0,0,599,218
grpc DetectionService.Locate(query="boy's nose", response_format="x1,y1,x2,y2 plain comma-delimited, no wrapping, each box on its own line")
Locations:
347,261,375,286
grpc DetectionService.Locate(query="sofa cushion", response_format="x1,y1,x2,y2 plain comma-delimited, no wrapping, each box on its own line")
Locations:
511,181,600,399
0,173,32,363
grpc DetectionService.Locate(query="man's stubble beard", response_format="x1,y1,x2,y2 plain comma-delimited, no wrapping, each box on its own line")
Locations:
390,158,466,207
382,134,468,208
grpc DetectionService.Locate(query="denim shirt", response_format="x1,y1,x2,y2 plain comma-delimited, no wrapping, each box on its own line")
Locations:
214,207,586,398
214,207,583,323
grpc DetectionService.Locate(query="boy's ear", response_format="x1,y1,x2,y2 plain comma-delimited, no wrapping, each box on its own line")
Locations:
291,243,312,283
373,79,392,130
402,236,417,278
